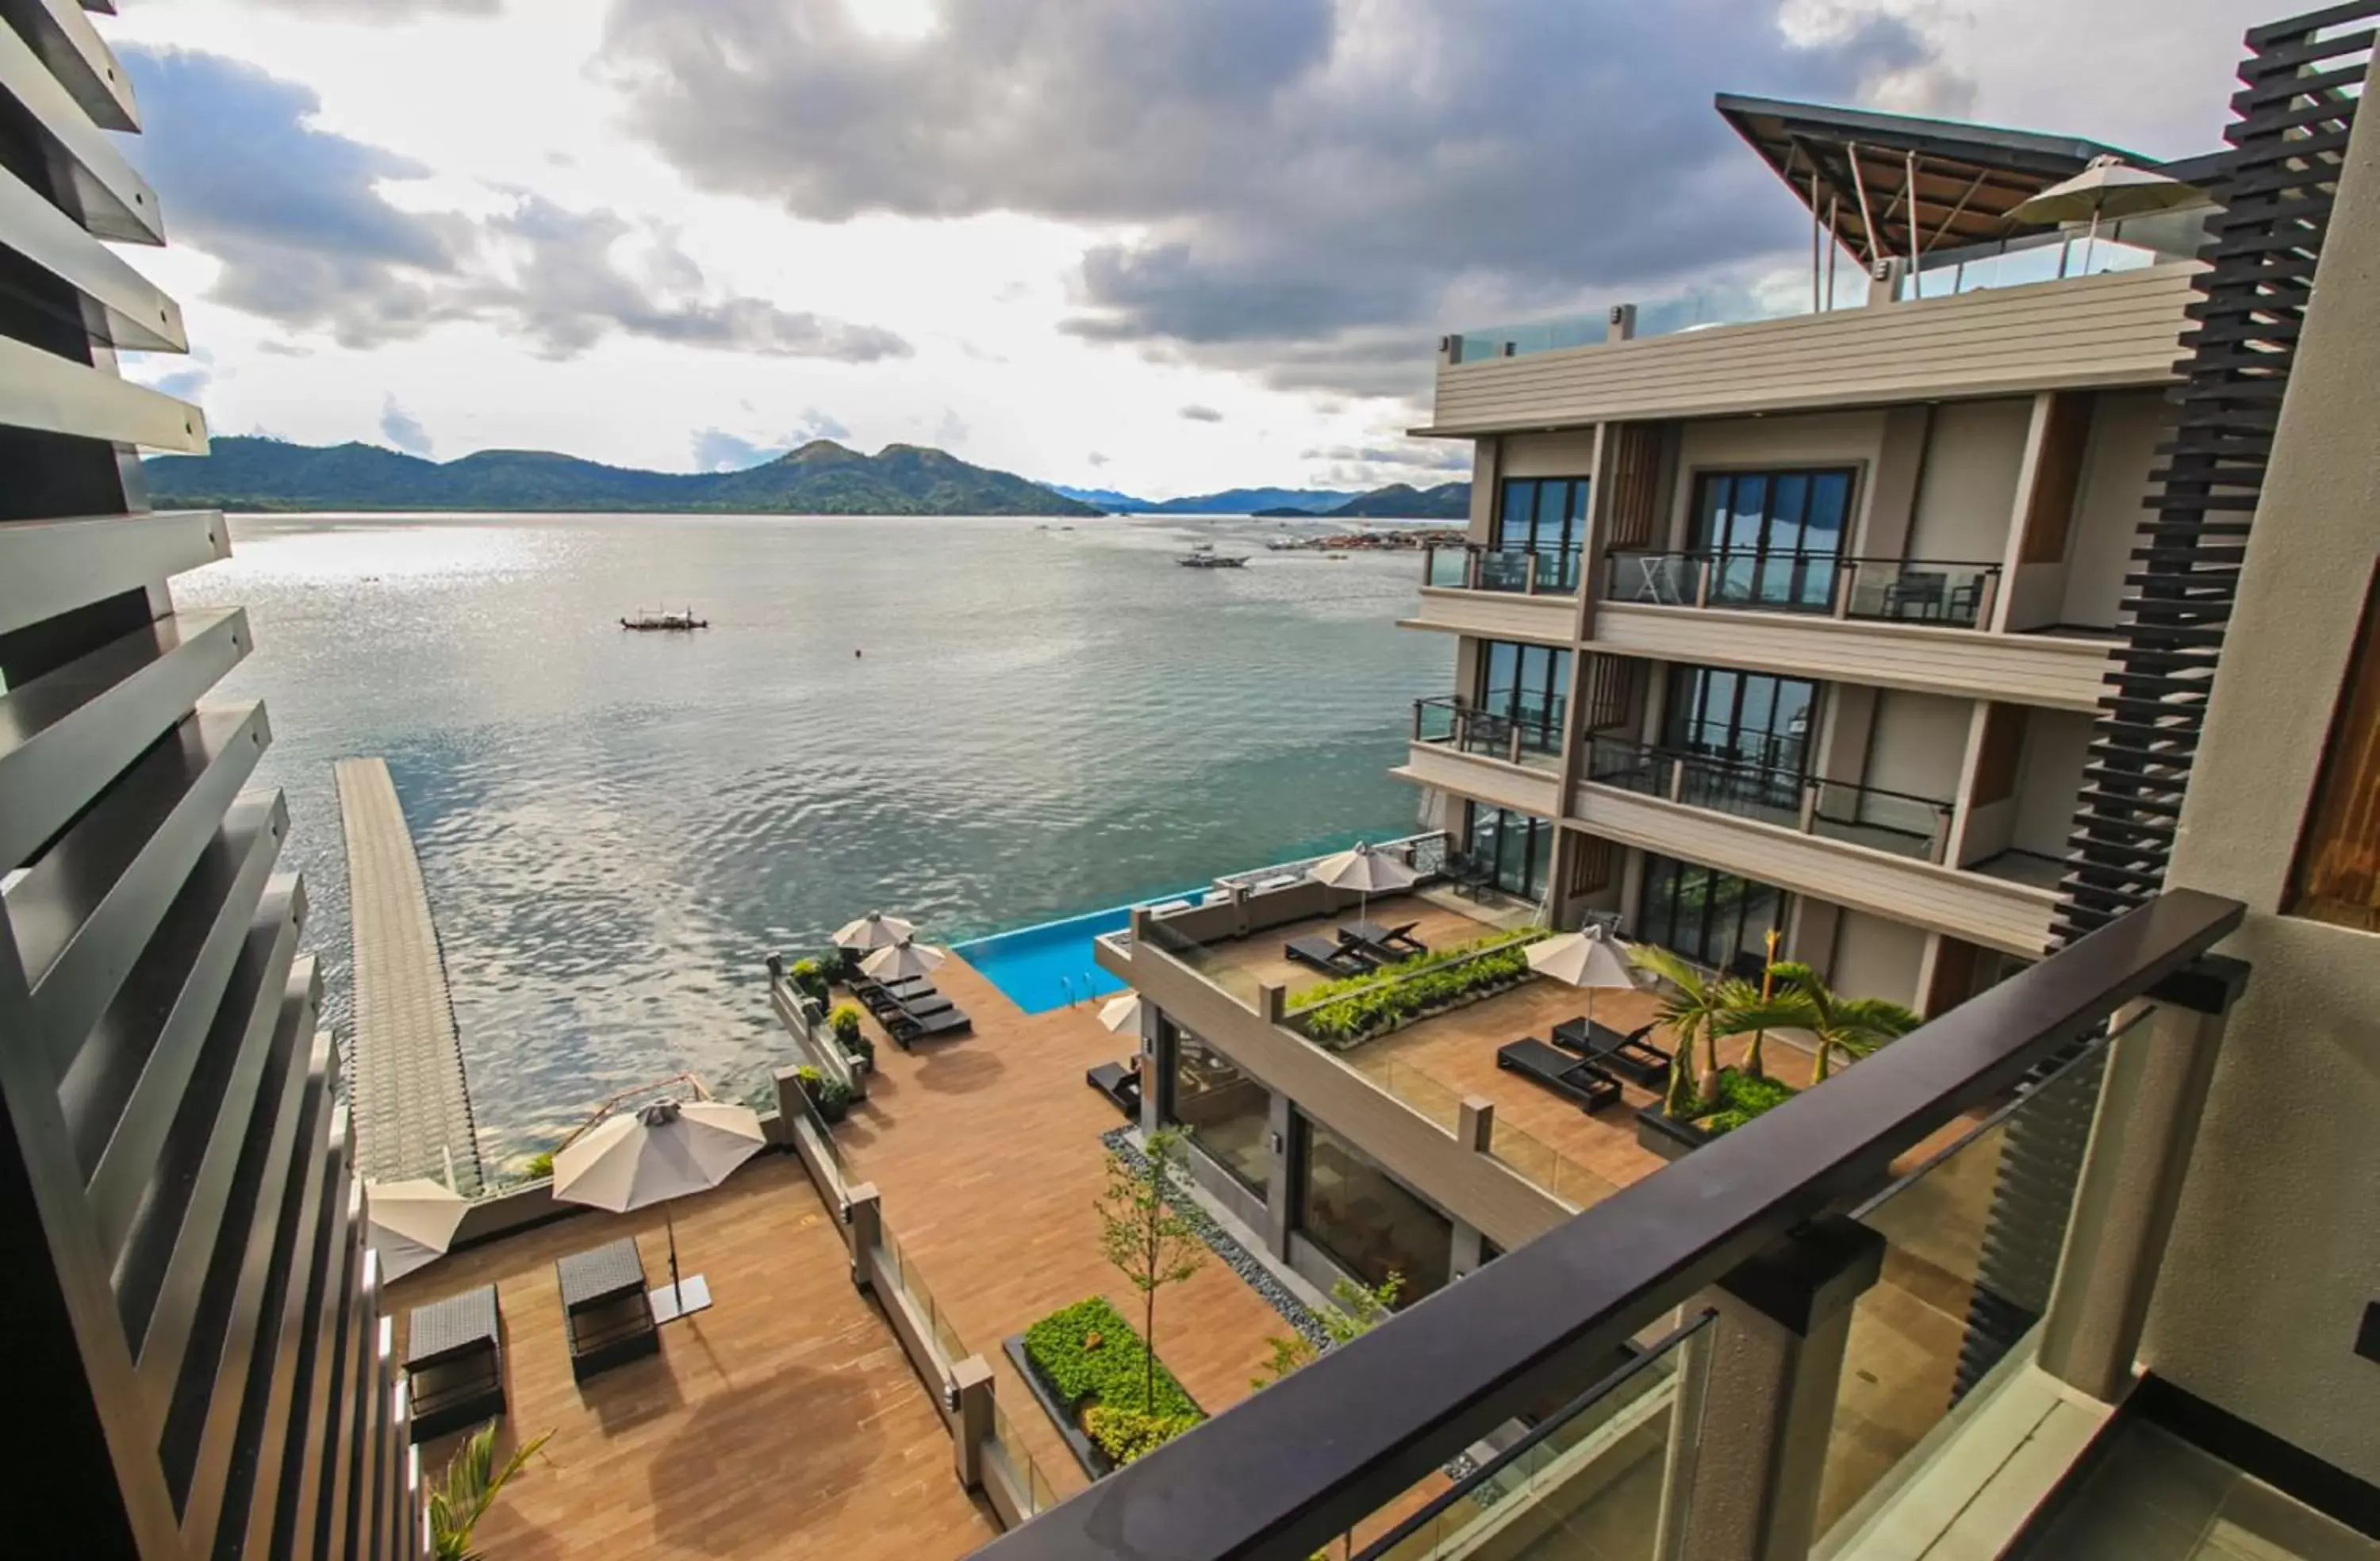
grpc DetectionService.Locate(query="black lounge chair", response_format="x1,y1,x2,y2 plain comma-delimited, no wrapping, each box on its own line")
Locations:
856,976,935,1017
556,1238,660,1385
1086,1060,1142,1118
1551,1018,1672,1088
888,991,956,1022
405,1284,505,1442
888,1005,973,1049
1286,934,1369,976
1342,919,1428,959
1496,1037,1622,1114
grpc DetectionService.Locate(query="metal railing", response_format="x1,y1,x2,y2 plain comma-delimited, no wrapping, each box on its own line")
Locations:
971,889,2244,1559
1422,543,1582,595
1604,550,2002,629
1208,830,1453,895
1411,696,1564,773
1583,735,1956,863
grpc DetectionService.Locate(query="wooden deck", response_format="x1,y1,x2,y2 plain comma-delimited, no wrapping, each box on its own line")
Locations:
834,949,1298,1505
386,1156,998,1561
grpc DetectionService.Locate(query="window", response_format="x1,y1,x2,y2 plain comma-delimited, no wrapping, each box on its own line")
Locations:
1492,477,1590,589
1466,804,1555,902
1476,641,1571,752
1297,1118,1452,1301
1637,854,1787,976
1166,1022,1273,1196
2292,565,2380,930
1689,467,1856,612
1663,665,1818,773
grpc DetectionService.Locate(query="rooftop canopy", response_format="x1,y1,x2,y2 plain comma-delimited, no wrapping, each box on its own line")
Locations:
1714,94,2174,268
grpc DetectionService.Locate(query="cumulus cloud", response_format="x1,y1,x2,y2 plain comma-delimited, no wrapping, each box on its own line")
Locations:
1086,451,1111,468
690,409,853,470
119,46,910,363
1302,441,1470,471
380,396,435,455
600,0,1952,397
1177,404,1225,423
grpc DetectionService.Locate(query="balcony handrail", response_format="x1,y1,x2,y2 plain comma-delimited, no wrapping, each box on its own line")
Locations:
1208,830,1452,894
1603,546,2006,572
1420,541,1582,596
1413,694,1563,746
1585,733,1955,816
971,888,2244,1561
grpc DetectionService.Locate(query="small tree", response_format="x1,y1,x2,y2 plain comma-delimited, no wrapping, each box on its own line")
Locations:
429,1421,552,1561
1096,1129,1207,1410
1721,961,1921,1082
1630,945,1754,1118
1252,1273,1402,1389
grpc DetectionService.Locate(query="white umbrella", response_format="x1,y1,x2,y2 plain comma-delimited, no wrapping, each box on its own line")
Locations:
860,938,946,982
1307,842,1421,926
1099,992,1142,1034
551,1099,766,1321
832,911,916,952
2006,156,2205,271
1527,925,1646,1030
365,1178,470,1282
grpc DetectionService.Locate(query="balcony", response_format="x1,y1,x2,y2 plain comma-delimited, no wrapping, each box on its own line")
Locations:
1401,544,1582,647
1423,263,2198,435
1398,700,1564,819
1592,552,2116,711
977,890,2249,1561
1576,738,2059,956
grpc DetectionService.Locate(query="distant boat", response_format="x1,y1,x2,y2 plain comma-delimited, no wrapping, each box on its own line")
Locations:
621,608,708,631
1189,541,1215,551
1177,554,1247,569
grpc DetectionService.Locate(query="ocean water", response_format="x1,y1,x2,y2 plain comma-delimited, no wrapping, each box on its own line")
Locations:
177,512,1451,1163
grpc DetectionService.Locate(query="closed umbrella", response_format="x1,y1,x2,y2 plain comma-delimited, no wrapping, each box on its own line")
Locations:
551,1099,766,1321
860,938,946,983
1527,924,1646,1030
365,1178,470,1282
832,911,916,952
1307,842,1420,926
1099,992,1142,1034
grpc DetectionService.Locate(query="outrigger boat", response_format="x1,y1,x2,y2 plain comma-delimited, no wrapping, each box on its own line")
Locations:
621,608,708,631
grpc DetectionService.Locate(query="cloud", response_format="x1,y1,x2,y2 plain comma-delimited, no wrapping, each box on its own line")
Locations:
148,367,213,401
690,409,853,471
119,46,911,363
380,396,435,455
246,0,501,16
933,407,969,449
1177,404,1225,423
1086,451,1111,468
600,0,1951,397
1301,441,1469,471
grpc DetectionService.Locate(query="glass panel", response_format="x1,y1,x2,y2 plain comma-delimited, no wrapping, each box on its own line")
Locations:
1678,755,1802,830
1415,699,1457,744
1299,1118,1453,1299
1475,550,1536,592
1692,475,1728,551
1587,736,1667,795
1810,1030,2123,1547
1536,479,1571,554
1608,550,1694,605
1810,781,1952,861
1172,1026,1273,1196
1484,640,1519,700
1842,561,1998,627
1497,481,1537,552
1426,547,1471,589
1725,475,1769,554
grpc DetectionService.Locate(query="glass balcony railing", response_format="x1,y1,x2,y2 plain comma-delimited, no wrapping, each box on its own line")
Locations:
1412,696,1564,773
1583,736,1955,863
1604,550,2002,629
1421,543,1580,595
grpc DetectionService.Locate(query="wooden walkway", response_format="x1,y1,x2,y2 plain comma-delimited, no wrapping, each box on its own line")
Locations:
336,757,484,1194
388,1156,999,1560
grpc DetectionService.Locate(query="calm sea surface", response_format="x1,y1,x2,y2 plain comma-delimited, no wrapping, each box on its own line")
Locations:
178,512,1451,1163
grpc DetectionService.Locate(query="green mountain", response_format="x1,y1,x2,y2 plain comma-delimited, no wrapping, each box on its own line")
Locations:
143,436,1103,517
1322,481,1470,520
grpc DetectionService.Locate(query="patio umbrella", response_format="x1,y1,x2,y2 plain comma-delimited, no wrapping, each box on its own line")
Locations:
832,911,916,952
1526,925,1646,1030
1099,992,1142,1034
364,1177,470,1282
860,938,946,983
2006,156,2205,270
551,1099,765,1321
1307,842,1420,926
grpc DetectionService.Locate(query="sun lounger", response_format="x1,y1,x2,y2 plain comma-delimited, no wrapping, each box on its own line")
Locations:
1086,1060,1142,1118
888,1005,973,1049
856,976,935,1016
1551,1018,1672,1088
1285,934,1370,976
1342,919,1428,958
556,1238,659,1385
1496,1037,1622,1114
405,1284,505,1441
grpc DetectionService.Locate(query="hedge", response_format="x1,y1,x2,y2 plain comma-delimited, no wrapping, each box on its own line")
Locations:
1023,1297,1203,1465
1292,929,1549,1048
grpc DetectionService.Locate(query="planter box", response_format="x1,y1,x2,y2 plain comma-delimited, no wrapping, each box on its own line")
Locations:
1634,1105,1714,1162
1004,1336,1114,1479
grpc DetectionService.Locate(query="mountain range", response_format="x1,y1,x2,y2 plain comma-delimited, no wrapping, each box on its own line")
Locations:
1047,483,1364,515
144,436,1103,516
1257,482,1470,520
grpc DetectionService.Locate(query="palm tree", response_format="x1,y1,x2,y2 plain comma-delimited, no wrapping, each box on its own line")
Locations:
1720,961,1921,1083
429,1421,553,1561
1630,945,1756,1118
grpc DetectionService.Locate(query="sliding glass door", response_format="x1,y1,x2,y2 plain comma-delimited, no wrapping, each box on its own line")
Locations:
1637,853,1787,977
1491,477,1590,590
1467,804,1555,901
1477,640,1571,755
1690,468,1854,612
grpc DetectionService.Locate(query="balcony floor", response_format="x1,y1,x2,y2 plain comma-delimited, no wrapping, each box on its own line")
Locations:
386,1155,1000,1561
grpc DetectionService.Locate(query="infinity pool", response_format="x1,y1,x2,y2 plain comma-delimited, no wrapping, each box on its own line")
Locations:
954,903,1149,1014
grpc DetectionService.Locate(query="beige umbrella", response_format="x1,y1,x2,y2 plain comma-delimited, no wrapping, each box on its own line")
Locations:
1526,925,1646,1030
2007,156,2205,270
1308,842,1420,925
1099,992,1142,1034
365,1178,470,1282
860,938,946,983
551,1099,766,1321
832,911,916,952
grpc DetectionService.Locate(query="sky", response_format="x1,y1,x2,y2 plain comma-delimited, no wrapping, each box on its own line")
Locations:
106,0,2280,500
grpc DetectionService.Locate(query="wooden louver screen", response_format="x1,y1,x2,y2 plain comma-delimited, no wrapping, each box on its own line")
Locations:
2292,562,2380,930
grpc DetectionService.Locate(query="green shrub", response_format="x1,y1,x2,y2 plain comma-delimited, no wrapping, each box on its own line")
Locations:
829,1003,873,1068
1695,1068,1799,1135
789,957,832,1007
1082,1405,1200,1466
817,1076,854,1110
523,1150,555,1180
1290,929,1549,1047
1023,1297,1202,1437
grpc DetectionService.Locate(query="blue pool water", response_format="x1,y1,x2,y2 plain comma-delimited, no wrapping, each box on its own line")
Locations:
955,903,1147,1014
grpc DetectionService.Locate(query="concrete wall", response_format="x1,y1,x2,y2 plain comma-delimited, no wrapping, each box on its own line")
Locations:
2011,709,2093,859
1861,689,1972,804
1826,910,1928,1009
1503,428,1600,478
2059,389,2168,629
2144,75,2380,1490
1906,398,2032,563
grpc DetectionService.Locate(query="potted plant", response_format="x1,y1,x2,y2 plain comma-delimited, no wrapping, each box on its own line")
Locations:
829,1003,873,1072
789,957,832,1010
794,1064,852,1123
